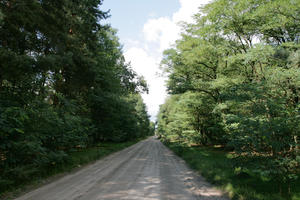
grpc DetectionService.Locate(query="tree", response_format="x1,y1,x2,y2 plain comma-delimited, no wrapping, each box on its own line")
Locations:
0,0,151,192
157,0,300,194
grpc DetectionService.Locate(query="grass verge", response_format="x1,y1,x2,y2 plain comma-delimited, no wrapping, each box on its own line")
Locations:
165,140,300,200
0,138,145,200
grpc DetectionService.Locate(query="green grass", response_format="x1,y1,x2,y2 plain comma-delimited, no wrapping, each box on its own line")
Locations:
0,138,144,200
165,141,300,200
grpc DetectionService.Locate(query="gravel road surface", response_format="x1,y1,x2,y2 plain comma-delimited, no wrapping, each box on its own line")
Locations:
16,137,229,200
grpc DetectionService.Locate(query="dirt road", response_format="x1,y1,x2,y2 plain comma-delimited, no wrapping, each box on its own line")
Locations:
16,137,228,200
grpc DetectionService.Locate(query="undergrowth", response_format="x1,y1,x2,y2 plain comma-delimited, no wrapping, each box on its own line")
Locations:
165,141,300,200
0,138,144,200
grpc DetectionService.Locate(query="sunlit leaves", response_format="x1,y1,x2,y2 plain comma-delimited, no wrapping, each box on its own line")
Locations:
157,0,300,188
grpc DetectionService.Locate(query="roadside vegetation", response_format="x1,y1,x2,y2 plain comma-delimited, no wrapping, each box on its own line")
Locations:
0,0,154,195
157,0,300,199
0,138,144,199
166,141,300,200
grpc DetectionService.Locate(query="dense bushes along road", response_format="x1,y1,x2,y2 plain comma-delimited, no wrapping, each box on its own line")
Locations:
0,0,154,193
157,0,300,199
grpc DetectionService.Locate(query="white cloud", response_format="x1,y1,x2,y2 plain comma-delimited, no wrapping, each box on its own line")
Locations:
124,0,211,121
142,0,210,53
125,47,156,77
143,17,179,52
173,0,210,24
142,77,166,119
124,47,167,121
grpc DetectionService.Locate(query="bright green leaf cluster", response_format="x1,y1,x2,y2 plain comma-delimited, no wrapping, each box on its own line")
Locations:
157,0,300,194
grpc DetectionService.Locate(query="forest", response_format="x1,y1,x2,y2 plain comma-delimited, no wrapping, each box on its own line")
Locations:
0,0,153,192
157,0,300,198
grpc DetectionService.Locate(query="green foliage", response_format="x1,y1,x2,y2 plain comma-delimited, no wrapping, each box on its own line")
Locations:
0,0,152,194
0,139,142,199
166,141,300,200
157,92,225,145
157,0,300,197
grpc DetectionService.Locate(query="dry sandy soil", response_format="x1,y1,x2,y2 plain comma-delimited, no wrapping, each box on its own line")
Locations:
15,137,229,200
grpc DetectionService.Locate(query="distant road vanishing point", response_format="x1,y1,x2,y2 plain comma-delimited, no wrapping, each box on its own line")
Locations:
16,137,229,200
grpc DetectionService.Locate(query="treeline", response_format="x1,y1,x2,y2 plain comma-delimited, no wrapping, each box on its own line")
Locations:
157,0,299,190
0,0,153,191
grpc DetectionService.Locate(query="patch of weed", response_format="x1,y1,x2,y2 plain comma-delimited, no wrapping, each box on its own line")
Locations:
0,138,144,200
166,141,300,200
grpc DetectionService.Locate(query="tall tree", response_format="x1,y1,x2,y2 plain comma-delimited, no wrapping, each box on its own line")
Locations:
158,0,300,192
0,0,151,192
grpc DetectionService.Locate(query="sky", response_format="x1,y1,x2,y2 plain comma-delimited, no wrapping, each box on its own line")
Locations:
101,0,211,121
